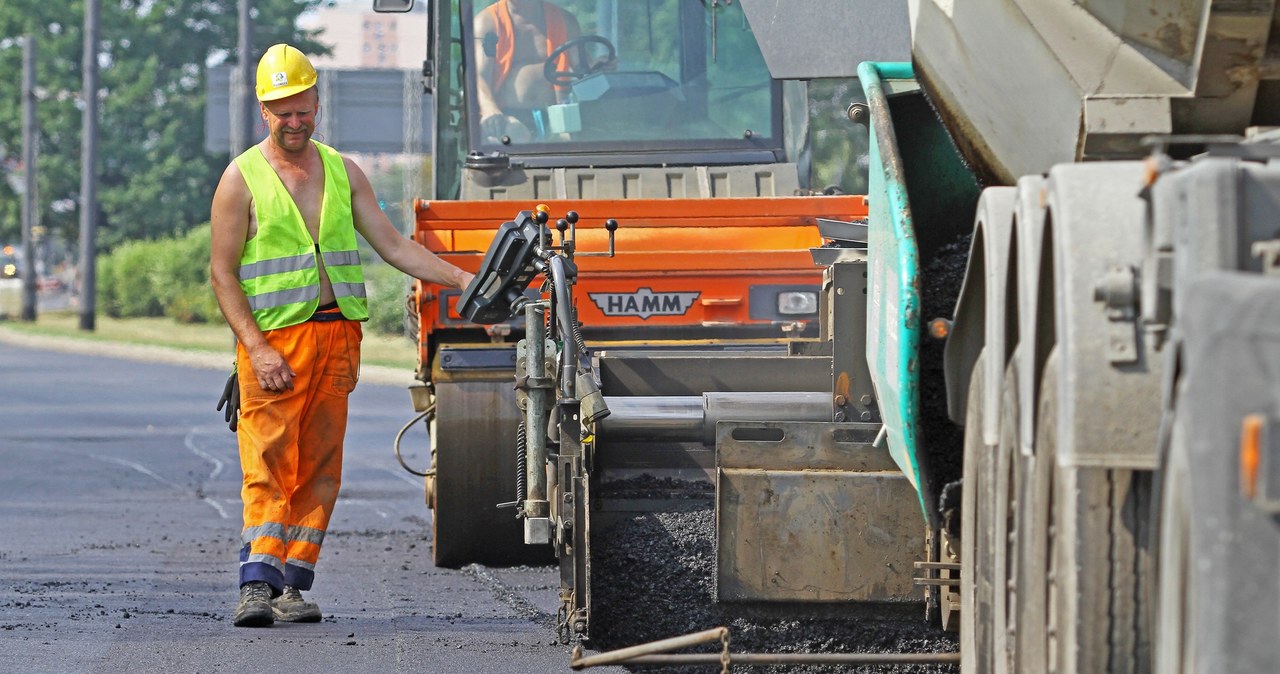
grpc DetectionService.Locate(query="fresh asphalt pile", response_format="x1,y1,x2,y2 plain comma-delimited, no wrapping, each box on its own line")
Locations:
588,483,958,674
918,235,972,525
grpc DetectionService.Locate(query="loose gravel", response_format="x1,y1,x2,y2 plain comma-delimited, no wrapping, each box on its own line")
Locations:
918,234,972,526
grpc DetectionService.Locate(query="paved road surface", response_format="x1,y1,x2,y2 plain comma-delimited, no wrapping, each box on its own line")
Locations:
0,339,623,673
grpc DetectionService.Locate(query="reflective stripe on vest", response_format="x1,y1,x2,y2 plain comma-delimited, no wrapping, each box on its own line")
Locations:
234,140,369,330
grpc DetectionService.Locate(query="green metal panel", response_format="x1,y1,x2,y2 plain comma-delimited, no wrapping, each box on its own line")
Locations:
859,62,980,523
858,62,925,518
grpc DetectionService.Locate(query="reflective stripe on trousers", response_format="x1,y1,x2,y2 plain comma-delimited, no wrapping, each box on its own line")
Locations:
235,316,362,591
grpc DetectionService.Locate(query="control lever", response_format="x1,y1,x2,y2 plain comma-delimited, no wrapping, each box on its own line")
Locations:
456,206,620,325
574,218,618,258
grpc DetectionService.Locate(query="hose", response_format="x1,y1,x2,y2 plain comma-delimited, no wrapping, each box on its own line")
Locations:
542,277,554,340
549,257,576,351
393,403,435,477
548,256,578,399
571,306,588,355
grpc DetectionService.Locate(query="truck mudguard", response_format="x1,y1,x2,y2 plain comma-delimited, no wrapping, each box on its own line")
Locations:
1047,162,1161,469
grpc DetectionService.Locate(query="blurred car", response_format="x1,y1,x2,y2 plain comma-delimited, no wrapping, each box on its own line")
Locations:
1,244,17,279
37,276,66,292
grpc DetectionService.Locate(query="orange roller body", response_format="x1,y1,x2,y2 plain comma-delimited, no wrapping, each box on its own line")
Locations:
410,195,866,368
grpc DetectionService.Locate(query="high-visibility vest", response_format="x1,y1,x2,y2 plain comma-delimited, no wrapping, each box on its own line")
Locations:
234,140,368,331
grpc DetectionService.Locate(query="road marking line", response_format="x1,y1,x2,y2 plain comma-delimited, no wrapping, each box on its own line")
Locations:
89,453,230,519
338,498,389,518
203,497,230,519
347,453,422,489
184,429,227,481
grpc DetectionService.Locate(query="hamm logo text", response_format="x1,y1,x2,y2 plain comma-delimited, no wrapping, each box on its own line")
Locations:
589,288,701,320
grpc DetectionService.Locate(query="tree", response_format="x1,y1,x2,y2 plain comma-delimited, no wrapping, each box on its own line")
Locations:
0,0,329,251
807,78,869,196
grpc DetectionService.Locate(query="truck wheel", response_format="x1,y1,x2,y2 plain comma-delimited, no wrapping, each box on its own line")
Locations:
994,354,1021,674
1153,415,1192,674
966,350,1019,674
960,350,992,674
432,378,554,568
1033,348,1150,674
1013,350,1055,673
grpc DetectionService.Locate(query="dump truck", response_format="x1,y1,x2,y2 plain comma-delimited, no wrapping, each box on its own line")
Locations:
903,1,1280,671
758,0,1280,671
381,0,1280,669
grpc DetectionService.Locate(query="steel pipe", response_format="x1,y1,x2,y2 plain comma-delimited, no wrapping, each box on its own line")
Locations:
569,627,727,670
596,652,961,666
595,396,704,441
521,301,550,527
596,392,830,444
570,626,960,669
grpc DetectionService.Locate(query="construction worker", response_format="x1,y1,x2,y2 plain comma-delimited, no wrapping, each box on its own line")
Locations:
473,0,582,142
209,43,475,628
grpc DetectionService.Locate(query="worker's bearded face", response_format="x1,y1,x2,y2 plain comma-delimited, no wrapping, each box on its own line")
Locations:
261,90,319,153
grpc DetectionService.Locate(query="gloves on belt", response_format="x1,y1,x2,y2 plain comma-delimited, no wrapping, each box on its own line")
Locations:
216,366,240,432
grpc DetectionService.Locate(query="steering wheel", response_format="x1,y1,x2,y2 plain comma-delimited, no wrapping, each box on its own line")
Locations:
543,35,617,86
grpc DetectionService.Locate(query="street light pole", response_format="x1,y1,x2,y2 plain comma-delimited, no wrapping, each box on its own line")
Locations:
20,34,38,322
78,0,100,331
231,0,255,155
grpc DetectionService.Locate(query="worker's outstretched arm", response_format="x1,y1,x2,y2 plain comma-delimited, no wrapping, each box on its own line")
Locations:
345,157,475,290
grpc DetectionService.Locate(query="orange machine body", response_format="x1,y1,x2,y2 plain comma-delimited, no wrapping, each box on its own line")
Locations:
411,195,868,372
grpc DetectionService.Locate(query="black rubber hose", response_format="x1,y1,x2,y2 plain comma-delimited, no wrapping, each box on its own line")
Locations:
548,256,577,398
393,405,434,477
571,309,588,356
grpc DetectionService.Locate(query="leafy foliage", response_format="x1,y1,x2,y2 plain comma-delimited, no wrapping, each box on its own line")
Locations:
98,223,408,336
807,78,869,196
363,261,412,337
98,224,220,321
0,0,328,252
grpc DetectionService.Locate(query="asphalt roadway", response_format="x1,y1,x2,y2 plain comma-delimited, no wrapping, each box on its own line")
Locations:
0,330,627,674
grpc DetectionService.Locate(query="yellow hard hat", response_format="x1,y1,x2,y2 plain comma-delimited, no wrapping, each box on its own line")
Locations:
255,44,317,101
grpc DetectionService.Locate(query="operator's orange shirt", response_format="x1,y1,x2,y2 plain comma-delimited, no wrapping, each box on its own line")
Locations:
480,0,572,93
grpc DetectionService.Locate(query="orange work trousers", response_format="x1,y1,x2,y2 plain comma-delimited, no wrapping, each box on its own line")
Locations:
235,313,361,591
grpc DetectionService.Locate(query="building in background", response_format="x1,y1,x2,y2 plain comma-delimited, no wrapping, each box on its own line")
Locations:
299,0,428,70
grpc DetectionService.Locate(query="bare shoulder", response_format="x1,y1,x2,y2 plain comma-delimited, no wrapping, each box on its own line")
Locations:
213,161,250,206
474,4,497,31
560,5,581,33
340,153,364,174
341,155,372,190
218,159,245,186
210,161,251,248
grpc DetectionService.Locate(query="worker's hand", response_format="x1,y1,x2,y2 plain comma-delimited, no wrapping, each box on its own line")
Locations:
480,113,506,140
588,54,617,73
455,268,476,291
216,368,240,432
480,114,532,143
247,343,295,393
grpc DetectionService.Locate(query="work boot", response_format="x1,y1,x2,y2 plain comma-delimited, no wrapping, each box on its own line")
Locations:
272,585,322,623
233,581,274,627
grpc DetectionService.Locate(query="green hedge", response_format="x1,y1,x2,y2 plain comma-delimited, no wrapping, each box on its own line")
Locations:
98,226,219,322
97,225,410,336
362,261,414,337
